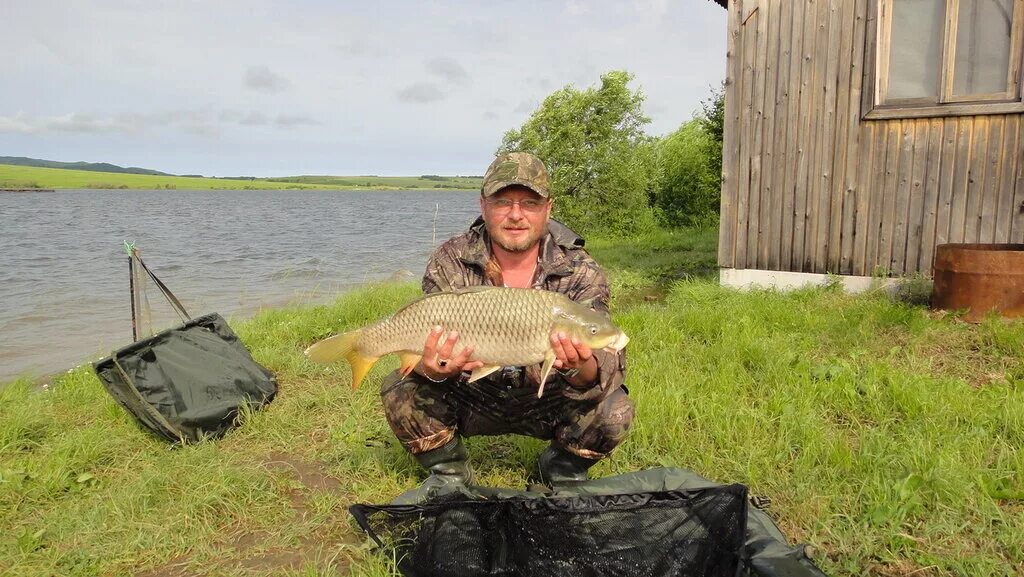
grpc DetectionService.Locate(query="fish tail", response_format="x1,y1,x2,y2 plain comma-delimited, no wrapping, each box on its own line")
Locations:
304,330,380,389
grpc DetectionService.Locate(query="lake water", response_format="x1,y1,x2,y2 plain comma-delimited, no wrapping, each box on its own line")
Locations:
0,189,482,383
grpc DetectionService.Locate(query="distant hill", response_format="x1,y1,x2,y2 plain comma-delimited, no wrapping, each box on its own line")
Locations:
0,156,173,176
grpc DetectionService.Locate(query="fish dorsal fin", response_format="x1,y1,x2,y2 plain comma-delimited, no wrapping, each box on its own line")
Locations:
452,285,499,294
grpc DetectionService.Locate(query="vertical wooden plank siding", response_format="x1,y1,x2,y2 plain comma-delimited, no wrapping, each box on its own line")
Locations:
747,0,770,264
757,0,782,269
964,117,990,243
719,0,1024,276
802,0,835,272
718,0,742,268
736,0,760,268
790,0,818,271
865,124,890,272
948,118,974,244
851,120,875,273
1013,115,1024,243
979,116,1005,244
834,0,861,273
877,122,902,272
782,2,809,269
905,120,931,273
995,117,1020,241
917,118,944,273
768,0,795,270
812,0,843,272
827,0,855,272
890,120,915,273
934,118,958,247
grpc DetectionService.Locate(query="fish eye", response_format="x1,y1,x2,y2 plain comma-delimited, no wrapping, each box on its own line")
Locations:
589,325,598,335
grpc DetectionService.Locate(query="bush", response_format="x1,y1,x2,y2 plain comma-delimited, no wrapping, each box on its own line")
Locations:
499,71,658,236
653,86,723,228
654,120,720,227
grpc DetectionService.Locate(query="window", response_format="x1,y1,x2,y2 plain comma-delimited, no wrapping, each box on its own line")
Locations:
867,0,1024,119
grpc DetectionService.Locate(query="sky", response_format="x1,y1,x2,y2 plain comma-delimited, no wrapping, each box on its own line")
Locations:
0,0,728,177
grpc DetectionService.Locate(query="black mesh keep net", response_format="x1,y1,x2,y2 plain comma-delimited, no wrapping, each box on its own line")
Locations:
349,484,748,577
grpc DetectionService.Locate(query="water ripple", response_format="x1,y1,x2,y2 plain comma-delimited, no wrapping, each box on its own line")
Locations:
0,189,480,381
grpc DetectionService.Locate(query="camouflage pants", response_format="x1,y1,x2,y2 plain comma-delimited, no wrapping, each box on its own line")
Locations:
379,368,634,460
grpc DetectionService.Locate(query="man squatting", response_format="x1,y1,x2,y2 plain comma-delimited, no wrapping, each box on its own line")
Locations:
379,151,634,486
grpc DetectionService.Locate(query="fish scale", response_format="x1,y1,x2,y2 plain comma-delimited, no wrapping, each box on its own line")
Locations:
360,288,557,365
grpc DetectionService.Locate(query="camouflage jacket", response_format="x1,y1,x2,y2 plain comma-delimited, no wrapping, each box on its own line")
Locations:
422,217,626,401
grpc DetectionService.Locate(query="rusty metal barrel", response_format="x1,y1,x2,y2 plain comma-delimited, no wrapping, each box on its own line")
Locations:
931,243,1024,321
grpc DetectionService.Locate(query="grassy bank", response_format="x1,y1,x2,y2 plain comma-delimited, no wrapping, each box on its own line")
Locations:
2,227,1022,576
0,164,482,191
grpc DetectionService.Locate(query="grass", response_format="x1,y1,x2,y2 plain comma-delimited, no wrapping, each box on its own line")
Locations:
1,227,1022,576
0,164,482,191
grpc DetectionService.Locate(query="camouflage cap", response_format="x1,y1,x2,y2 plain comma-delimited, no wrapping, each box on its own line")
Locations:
481,152,551,198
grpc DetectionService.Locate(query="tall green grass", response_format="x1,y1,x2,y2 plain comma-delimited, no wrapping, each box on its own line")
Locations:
1,228,1021,576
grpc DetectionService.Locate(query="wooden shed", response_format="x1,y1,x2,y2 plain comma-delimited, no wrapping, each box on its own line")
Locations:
713,0,1024,289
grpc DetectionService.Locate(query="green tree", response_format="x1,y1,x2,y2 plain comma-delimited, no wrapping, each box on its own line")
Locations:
697,85,725,191
654,120,718,227
654,85,724,227
498,70,658,236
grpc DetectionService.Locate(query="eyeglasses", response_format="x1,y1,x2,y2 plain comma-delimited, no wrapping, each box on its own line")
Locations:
484,198,549,214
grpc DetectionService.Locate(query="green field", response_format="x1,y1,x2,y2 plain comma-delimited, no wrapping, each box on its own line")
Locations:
265,175,483,190
0,164,482,191
2,227,1022,576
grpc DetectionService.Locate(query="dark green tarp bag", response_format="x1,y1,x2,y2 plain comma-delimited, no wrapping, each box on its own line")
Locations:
93,247,277,443
350,467,828,577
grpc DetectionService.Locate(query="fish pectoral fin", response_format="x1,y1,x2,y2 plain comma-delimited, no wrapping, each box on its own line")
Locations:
536,351,557,399
398,352,423,376
467,364,501,383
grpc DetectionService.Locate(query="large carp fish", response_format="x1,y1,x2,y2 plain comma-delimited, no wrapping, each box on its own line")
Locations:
304,286,629,397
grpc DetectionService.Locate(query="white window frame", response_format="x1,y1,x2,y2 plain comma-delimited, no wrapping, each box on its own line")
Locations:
865,0,1024,119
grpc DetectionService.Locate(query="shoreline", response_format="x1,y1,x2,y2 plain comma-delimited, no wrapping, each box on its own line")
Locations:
0,164,484,192
0,186,478,192
1,270,420,389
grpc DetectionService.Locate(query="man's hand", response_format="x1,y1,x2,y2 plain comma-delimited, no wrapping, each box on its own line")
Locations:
417,326,484,382
548,331,599,386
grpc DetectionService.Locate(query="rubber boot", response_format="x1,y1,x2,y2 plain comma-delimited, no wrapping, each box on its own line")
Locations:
413,436,474,486
537,444,599,486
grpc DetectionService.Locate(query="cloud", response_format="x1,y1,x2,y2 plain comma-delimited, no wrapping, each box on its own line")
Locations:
396,82,446,103
221,110,318,128
425,57,468,84
274,114,318,128
513,100,537,114
632,0,670,17
239,111,269,126
526,77,555,90
244,65,290,92
0,109,317,135
564,0,592,16
0,112,173,134
482,111,498,120
645,100,668,116
45,113,134,133
334,39,374,57
0,115,35,134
